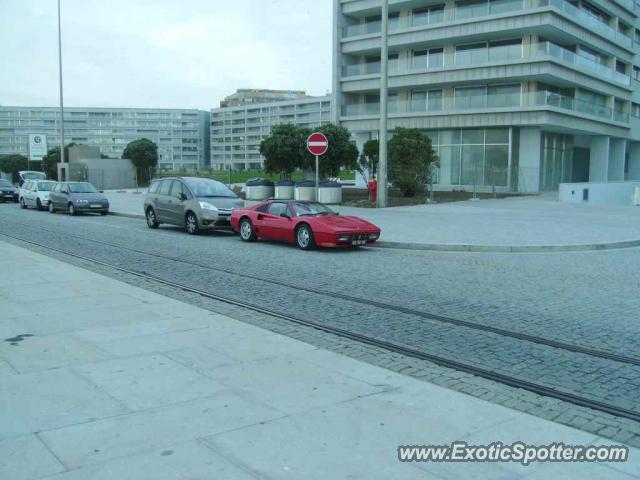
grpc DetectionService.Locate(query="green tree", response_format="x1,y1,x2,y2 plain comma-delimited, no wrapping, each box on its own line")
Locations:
259,124,309,179
0,154,28,183
122,138,158,185
304,123,359,178
388,127,437,197
357,139,379,184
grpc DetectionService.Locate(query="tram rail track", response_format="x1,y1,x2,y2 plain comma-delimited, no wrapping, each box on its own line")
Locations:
1,227,640,424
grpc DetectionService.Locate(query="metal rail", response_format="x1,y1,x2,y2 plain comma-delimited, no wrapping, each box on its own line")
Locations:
1,230,640,424
4,221,640,367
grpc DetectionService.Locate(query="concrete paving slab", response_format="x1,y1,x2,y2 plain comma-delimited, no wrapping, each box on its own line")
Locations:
201,356,391,415
165,346,241,372
87,325,282,358
39,392,283,469
288,348,414,390
0,434,66,480
74,353,228,411
40,441,258,480
0,368,129,439
75,316,210,343
0,333,112,373
200,387,513,480
0,357,17,376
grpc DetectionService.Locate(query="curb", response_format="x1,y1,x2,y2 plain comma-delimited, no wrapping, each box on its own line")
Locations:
373,239,640,253
108,211,640,253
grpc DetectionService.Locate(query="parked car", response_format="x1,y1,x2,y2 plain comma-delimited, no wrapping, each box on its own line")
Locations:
18,170,47,187
48,181,109,215
231,199,381,250
0,179,19,203
19,180,56,210
144,176,244,234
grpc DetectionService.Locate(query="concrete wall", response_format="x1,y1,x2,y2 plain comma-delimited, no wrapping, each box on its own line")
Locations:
518,127,541,193
69,158,136,190
559,181,640,206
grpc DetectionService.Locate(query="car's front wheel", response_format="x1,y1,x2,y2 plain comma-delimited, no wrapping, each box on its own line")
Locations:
68,203,76,216
36,199,43,211
185,211,199,235
295,224,315,250
146,208,159,229
20,198,27,209
239,218,257,242
49,202,55,214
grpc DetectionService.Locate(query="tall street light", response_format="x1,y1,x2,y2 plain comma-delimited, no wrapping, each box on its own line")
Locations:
57,0,66,166
376,0,389,208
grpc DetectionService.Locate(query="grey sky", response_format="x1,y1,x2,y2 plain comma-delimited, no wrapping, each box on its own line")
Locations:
0,0,332,110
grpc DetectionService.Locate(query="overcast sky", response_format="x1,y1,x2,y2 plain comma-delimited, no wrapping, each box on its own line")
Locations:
0,0,333,110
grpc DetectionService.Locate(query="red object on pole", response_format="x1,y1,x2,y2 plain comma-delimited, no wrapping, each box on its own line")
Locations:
368,179,378,202
306,132,329,156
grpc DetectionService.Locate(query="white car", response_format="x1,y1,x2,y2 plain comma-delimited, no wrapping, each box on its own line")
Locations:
19,180,56,211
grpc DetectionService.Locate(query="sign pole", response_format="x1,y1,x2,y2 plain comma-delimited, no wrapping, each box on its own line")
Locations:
377,0,389,208
315,155,319,201
57,0,66,165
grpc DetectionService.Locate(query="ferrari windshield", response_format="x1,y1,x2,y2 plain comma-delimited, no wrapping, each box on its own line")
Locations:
68,182,98,193
185,178,237,198
292,202,335,216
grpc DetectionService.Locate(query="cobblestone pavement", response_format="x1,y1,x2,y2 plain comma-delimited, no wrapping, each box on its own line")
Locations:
1,203,640,446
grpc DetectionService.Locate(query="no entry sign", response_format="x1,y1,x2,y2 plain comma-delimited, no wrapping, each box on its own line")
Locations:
307,132,328,156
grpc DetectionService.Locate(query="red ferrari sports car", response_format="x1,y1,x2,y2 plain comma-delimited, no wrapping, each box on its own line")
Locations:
231,200,381,250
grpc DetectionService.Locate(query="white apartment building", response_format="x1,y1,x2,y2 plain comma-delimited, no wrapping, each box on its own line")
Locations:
0,107,210,170
210,96,332,170
333,0,640,193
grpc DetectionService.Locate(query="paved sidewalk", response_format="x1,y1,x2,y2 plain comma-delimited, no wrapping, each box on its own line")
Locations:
1,241,638,479
106,190,640,252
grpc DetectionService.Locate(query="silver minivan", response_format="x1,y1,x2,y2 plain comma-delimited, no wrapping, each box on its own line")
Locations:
144,177,244,234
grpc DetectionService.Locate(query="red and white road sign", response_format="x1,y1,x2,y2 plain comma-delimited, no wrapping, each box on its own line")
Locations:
307,132,329,156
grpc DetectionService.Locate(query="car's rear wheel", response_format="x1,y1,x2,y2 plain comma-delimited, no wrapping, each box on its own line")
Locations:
239,218,257,242
185,211,199,235
49,202,55,214
20,198,27,209
36,199,43,211
146,208,159,229
295,224,315,250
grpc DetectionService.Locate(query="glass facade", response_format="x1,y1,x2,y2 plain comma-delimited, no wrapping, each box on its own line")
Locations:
424,128,511,188
540,133,573,191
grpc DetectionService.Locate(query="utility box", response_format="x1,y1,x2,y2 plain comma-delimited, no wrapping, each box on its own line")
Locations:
275,179,294,200
245,178,274,200
295,180,316,201
318,180,342,204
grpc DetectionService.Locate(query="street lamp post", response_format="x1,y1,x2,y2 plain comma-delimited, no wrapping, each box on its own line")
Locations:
57,0,66,167
376,0,389,208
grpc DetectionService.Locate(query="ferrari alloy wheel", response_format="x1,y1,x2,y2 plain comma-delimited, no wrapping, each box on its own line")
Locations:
185,212,199,235
296,224,315,250
146,208,159,229
239,218,256,242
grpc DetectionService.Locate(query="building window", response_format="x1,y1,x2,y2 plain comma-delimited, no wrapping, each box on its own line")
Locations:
412,5,445,27
487,84,521,107
455,43,488,65
412,48,443,70
454,86,487,109
488,39,522,62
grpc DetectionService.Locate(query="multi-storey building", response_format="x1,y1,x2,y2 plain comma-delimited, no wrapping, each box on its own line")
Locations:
220,89,311,107
333,0,640,192
0,107,210,170
210,96,332,170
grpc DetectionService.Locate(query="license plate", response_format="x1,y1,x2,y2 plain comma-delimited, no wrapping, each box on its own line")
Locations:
90,204,102,208
351,240,366,246
4,195,12,198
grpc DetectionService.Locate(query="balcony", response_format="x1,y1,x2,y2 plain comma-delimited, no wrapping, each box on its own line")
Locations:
341,0,633,49
341,91,629,124
341,41,630,87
